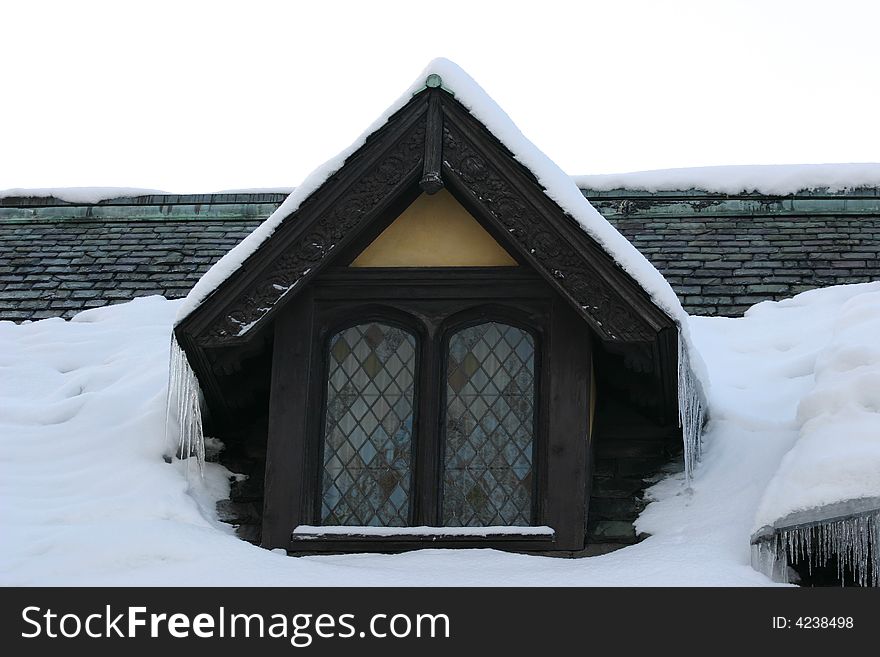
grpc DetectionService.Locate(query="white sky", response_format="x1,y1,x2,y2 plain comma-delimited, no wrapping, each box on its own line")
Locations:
2,0,878,193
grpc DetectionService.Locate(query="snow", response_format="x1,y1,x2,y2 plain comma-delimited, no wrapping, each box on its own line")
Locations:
753,285,880,530
682,282,880,584
212,187,295,195
7,162,880,208
0,292,821,586
574,163,880,196
13,283,880,586
0,186,301,202
174,59,690,333
0,187,167,203
293,526,554,537
4,284,876,585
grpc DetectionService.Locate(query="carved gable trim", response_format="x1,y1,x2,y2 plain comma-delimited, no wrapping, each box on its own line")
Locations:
184,114,426,347
438,104,669,342
178,89,673,355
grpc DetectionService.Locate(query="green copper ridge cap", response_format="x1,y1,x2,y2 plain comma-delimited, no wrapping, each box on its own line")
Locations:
413,73,455,97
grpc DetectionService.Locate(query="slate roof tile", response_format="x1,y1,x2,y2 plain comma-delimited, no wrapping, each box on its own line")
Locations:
2,191,880,321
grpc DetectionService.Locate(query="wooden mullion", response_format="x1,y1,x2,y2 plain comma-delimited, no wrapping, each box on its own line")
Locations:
262,290,316,548
413,322,441,525
543,298,591,550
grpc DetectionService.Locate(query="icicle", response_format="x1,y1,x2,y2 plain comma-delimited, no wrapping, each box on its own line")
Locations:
751,537,791,584
678,330,706,483
751,510,880,587
164,333,205,477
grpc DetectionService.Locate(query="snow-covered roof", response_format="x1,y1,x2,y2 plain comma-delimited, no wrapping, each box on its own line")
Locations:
575,163,880,196
175,58,689,330
7,165,880,206
687,283,880,585
211,187,295,195
0,187,168,204
6,189,880,323
6,283,879,585
0,187,301,203
0,295,774,585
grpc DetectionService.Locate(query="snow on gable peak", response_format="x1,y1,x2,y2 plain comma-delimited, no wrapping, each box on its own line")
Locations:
175,58,687,328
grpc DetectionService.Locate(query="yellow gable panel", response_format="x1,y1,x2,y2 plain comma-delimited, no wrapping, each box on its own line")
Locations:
350,190,518,267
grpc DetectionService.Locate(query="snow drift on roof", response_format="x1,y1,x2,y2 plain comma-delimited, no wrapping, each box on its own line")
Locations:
685,282,880,584
0,296,768,585
743,283,880,585
211,187,296,195
752,283,880,531
174,58,689,330
6,286,876,585
0,187,168,204
574,163,880,196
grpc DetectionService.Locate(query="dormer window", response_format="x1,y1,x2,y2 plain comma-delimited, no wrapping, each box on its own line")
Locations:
173,76,686,555
276,252,568,551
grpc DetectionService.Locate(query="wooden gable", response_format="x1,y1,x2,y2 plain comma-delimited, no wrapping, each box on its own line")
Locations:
175,84,677,419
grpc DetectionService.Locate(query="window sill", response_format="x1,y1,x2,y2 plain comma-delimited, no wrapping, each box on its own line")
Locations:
291,525,555,541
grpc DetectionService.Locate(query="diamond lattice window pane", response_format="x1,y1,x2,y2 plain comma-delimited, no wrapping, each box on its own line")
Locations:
321,323,416,526
443,322,535,526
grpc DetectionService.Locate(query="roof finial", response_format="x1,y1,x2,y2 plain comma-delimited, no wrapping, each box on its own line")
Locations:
425,73,443,89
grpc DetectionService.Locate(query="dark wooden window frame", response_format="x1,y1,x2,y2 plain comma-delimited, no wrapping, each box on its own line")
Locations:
264,267,593,553
308,281,550,532
311,303,544,529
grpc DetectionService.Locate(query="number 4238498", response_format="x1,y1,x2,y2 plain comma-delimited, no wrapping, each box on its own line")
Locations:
773,617,854,629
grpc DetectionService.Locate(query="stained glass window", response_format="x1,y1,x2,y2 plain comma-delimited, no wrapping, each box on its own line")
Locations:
443,322,536,526
320,323,416,526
